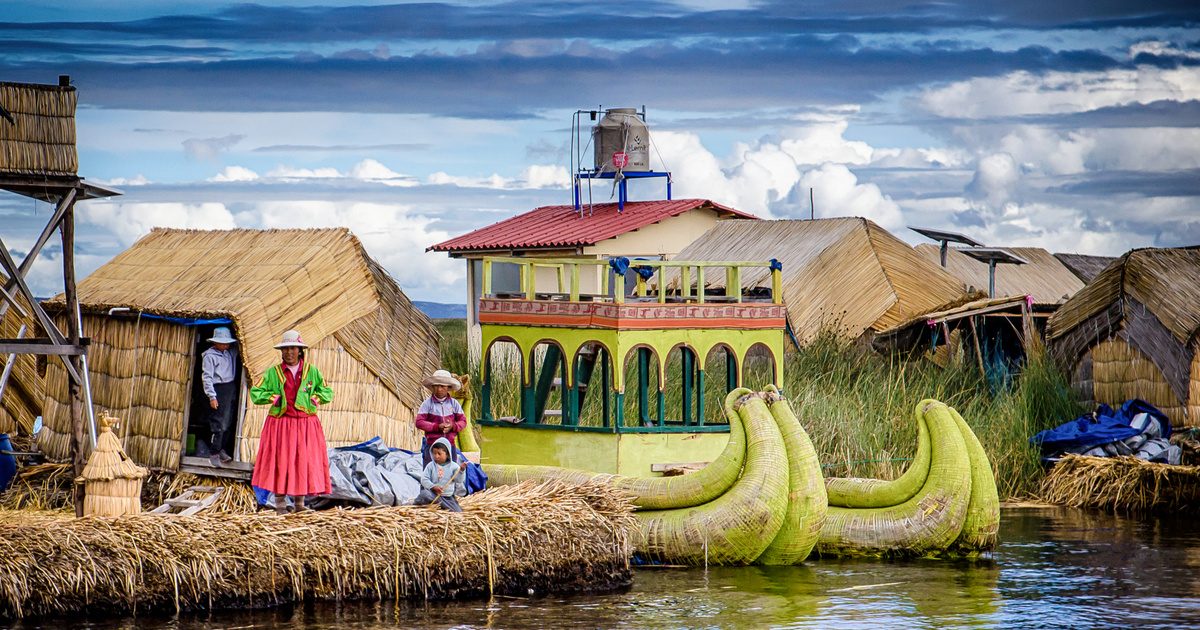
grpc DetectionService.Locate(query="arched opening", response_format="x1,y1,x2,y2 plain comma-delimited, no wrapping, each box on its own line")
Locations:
529,339,568,425
622,345,661,428
743,342,778,391
702,344,737,425
482,338,523,422
663,344,702,425
573,341,613,427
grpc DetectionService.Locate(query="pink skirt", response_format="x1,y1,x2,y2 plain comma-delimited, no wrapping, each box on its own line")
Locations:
251,414,331,496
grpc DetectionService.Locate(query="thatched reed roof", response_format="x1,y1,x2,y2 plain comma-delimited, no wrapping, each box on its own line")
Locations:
1049,247,1200,346
46,228,438,387
0,272,43,436
670,218,972,343
1054,253,1117,283
0,480,636,620
914,245,1084,306
0,81,77,177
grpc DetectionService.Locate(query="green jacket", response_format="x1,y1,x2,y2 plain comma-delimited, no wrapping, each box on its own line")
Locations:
250,363,334,417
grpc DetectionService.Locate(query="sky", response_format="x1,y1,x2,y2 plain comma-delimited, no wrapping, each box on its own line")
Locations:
2,0,1198,303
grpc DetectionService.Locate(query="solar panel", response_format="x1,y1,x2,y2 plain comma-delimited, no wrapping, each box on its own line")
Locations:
960,247,1029,266
908,226,985,247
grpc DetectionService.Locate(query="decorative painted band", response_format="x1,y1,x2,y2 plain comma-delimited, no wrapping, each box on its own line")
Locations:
479,298,787,330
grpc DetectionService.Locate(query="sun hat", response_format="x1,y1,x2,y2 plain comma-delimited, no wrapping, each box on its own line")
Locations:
421,369,461,391
207,327,237,344
273,329,309,349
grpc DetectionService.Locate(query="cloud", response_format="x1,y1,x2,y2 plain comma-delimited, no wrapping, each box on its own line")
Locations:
919,67,1200,120
78,201,237,245
265,165,342,179
182,133,244,160
94,174,150,186
784,163,905,232
966,153,1021,208
209,165,259,182
426,165,569,189
347,159,420,186
251,143,430,153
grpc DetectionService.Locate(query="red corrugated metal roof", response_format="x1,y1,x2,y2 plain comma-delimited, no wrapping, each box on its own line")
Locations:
428,198,756,253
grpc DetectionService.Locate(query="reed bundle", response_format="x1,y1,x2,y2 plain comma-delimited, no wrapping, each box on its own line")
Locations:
0,480,635,620
0,81,77,176
1039,454,1200,514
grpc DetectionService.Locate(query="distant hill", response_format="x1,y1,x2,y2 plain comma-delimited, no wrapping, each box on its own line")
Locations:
414,301,467,319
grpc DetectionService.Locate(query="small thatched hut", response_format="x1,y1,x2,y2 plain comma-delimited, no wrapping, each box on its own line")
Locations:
670,218,972,344
0,272,43,436
1048,247,1200,428
914,245,1084,307
38,228,441,471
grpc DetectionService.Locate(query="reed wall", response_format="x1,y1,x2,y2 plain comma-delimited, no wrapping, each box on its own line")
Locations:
1090,337,1190,427
0,290,42,435
0,82,77,176
41,315,192,470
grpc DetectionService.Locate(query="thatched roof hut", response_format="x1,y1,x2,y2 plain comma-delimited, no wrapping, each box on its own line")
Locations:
670,218,972,344
37,228,441,471
0,272,43,436
1047,247,1200,428
914,245,1084,307
0,80,77,177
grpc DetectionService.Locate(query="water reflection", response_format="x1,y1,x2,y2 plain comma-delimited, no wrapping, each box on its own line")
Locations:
8,508,1200,629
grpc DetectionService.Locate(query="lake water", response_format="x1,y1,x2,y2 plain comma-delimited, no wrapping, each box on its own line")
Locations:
8,506,1200,629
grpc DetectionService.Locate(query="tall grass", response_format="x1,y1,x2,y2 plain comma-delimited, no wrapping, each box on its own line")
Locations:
433,320,1085,499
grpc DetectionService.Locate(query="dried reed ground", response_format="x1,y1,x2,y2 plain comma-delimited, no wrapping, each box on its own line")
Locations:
0,480,635,620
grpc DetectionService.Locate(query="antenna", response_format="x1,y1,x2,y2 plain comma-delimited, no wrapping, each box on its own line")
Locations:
809,188,814,220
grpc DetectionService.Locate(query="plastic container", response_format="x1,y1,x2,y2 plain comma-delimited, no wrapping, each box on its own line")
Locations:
0,433,17,493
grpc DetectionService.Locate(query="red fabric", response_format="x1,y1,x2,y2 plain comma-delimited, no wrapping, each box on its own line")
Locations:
251,362,331,496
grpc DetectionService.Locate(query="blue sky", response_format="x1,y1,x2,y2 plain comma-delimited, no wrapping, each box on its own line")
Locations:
2,0,1198,302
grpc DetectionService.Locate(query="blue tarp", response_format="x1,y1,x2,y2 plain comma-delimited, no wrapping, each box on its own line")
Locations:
137,313,232,326
1029,399,1171,457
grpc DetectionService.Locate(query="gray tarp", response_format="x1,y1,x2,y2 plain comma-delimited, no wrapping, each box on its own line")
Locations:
323,448,424,506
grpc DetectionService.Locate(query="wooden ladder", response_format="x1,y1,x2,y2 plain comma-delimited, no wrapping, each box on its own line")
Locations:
151,485,224,516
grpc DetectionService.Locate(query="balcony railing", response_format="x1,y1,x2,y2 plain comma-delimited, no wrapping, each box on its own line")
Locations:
481,256,782,305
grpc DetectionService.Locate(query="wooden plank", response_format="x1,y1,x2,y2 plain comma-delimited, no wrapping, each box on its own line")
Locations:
0,340,87,355
650,461,710,472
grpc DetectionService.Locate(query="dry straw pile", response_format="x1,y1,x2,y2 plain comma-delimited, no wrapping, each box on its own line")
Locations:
0,480,635,620
1039,454,1200,513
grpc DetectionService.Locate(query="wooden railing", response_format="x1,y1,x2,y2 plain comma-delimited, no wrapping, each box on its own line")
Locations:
481,256,782,305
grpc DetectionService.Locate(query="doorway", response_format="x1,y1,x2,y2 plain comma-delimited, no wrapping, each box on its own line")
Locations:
186,324,245,460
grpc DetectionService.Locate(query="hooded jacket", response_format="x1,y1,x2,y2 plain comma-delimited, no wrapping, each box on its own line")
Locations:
420,437,465,497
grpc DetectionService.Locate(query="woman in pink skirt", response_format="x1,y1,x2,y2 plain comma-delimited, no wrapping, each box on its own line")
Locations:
250,329,333,513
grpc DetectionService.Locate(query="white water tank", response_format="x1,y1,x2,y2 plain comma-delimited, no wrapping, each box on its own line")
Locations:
592,108,650,173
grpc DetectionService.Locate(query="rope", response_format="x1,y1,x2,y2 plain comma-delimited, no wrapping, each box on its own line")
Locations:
821,457,913,470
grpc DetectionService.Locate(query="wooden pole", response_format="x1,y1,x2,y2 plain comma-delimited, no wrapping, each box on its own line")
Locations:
61,199,86,517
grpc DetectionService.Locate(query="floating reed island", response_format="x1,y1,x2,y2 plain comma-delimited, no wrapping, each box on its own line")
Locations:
1039,454,1200,514
0,480,635,621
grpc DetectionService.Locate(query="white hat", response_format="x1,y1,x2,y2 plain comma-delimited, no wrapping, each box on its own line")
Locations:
273,329,309,349
421,369,461,391
208,326,237,344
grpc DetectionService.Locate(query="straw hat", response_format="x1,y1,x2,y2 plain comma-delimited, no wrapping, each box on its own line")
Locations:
422,369,461,390
208,326,237,344
274,329,309,349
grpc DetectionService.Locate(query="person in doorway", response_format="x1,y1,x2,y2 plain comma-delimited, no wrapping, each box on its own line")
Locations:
413,438,465,512
250,329,334,514
202,326,239,467
415,369,468,468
